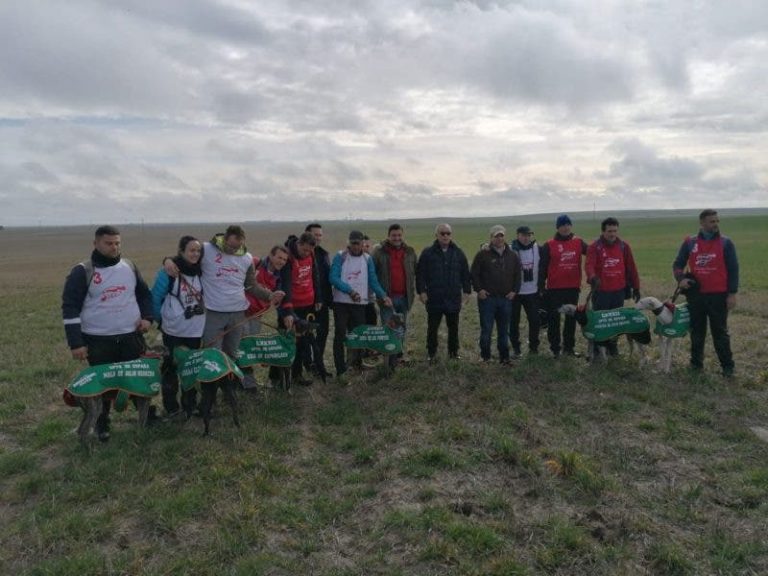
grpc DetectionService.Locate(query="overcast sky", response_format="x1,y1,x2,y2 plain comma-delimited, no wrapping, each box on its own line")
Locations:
1,0,766,226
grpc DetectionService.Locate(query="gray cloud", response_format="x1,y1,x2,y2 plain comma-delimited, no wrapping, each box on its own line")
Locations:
0,1,766,225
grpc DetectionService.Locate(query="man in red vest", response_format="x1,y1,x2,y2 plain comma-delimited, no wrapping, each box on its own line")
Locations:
586,217,641,357
538,214,588,357
284,232,322,385
673,209,739,377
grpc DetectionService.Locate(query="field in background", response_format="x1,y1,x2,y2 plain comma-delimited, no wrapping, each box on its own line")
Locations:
1,211,767,575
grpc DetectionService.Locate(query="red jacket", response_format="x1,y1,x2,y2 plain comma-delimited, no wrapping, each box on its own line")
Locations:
586,237,640,292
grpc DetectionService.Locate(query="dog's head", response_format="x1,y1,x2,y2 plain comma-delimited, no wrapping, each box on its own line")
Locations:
635,296,674,325
294,317,319,336
558,304,588,326
385,312,405,330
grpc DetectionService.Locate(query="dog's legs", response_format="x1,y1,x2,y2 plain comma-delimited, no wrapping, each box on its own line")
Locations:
222,376,240,429
77,397,101,445
200,383,216,436
135,397,150,431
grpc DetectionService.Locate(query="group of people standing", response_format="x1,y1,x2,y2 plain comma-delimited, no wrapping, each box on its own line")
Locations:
62,210,739,439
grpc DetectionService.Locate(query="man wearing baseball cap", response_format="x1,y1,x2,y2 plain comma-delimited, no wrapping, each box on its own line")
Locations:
538,215,588,357
470,225,521,364
329,230,392,382
510,225,541,356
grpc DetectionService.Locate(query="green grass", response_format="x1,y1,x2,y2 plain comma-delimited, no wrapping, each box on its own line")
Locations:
1,212,768,574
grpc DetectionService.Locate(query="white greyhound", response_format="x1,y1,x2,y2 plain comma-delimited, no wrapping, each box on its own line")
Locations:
634,296,685,373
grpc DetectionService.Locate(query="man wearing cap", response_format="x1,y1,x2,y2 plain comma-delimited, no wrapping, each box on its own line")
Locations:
586,217,641,357
538,215,588,357
471,225,521,364
372,223,418,369
416,223,472,362
510,225,541,356
330,230,392,382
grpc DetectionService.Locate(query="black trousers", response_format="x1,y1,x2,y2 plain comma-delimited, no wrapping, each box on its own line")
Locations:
688,293,734,372
161,333,201,415
545,288,580,354
314,304,330,365
291,306,315,380
83,332,147,423
333,303,367,375
426,309,460,358
510,293,540,353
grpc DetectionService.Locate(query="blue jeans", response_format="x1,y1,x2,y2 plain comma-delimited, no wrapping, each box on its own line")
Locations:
478,296,512,361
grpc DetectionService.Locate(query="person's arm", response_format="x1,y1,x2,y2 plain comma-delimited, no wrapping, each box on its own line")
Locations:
134,267,153,331
511,252,521,295
724,237,739,295
459,250,471,295
470,251,487,298
624,243,640,291
62,264,88,359
672,237,692,285
366,256,389,302
330,252,353,294
585,242,599,288
538,242,550,292
151,269,170,321
244,264,275,301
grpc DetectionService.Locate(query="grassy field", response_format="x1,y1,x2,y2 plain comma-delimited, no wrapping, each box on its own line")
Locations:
1,211,767,575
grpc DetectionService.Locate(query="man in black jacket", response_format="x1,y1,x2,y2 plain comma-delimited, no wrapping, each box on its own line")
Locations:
416,223,471,361
62,225,154,442
306,223,332,378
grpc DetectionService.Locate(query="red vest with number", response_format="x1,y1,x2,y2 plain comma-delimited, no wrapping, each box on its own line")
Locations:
688,236,727,293
546,237,583,289
594,240,626,292
291,254,315,308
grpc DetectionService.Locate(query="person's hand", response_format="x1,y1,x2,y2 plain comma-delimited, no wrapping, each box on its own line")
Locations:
632,288,641,303
349,290,361,303
71,346,88,361
477,289,488,300
283,315,295,331
315,302,323,311
419,293,428,305
506,291,516,300
462,293,470,305
270,290,286,306
727,293,736,310
382,296,393,308
589,277,601,290
136,319,151,333
678,278,693,289
163,258,179,278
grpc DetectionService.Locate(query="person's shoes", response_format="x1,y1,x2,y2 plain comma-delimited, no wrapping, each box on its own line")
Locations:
552,350,561,359
448,353,462,361
500,358,514,366
722,366,735,379
563,349,582,358
529,348,539,355
511,348,521,358
242,373,258,389
480,358,492,364
296,377,313,386
164,409,183,422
